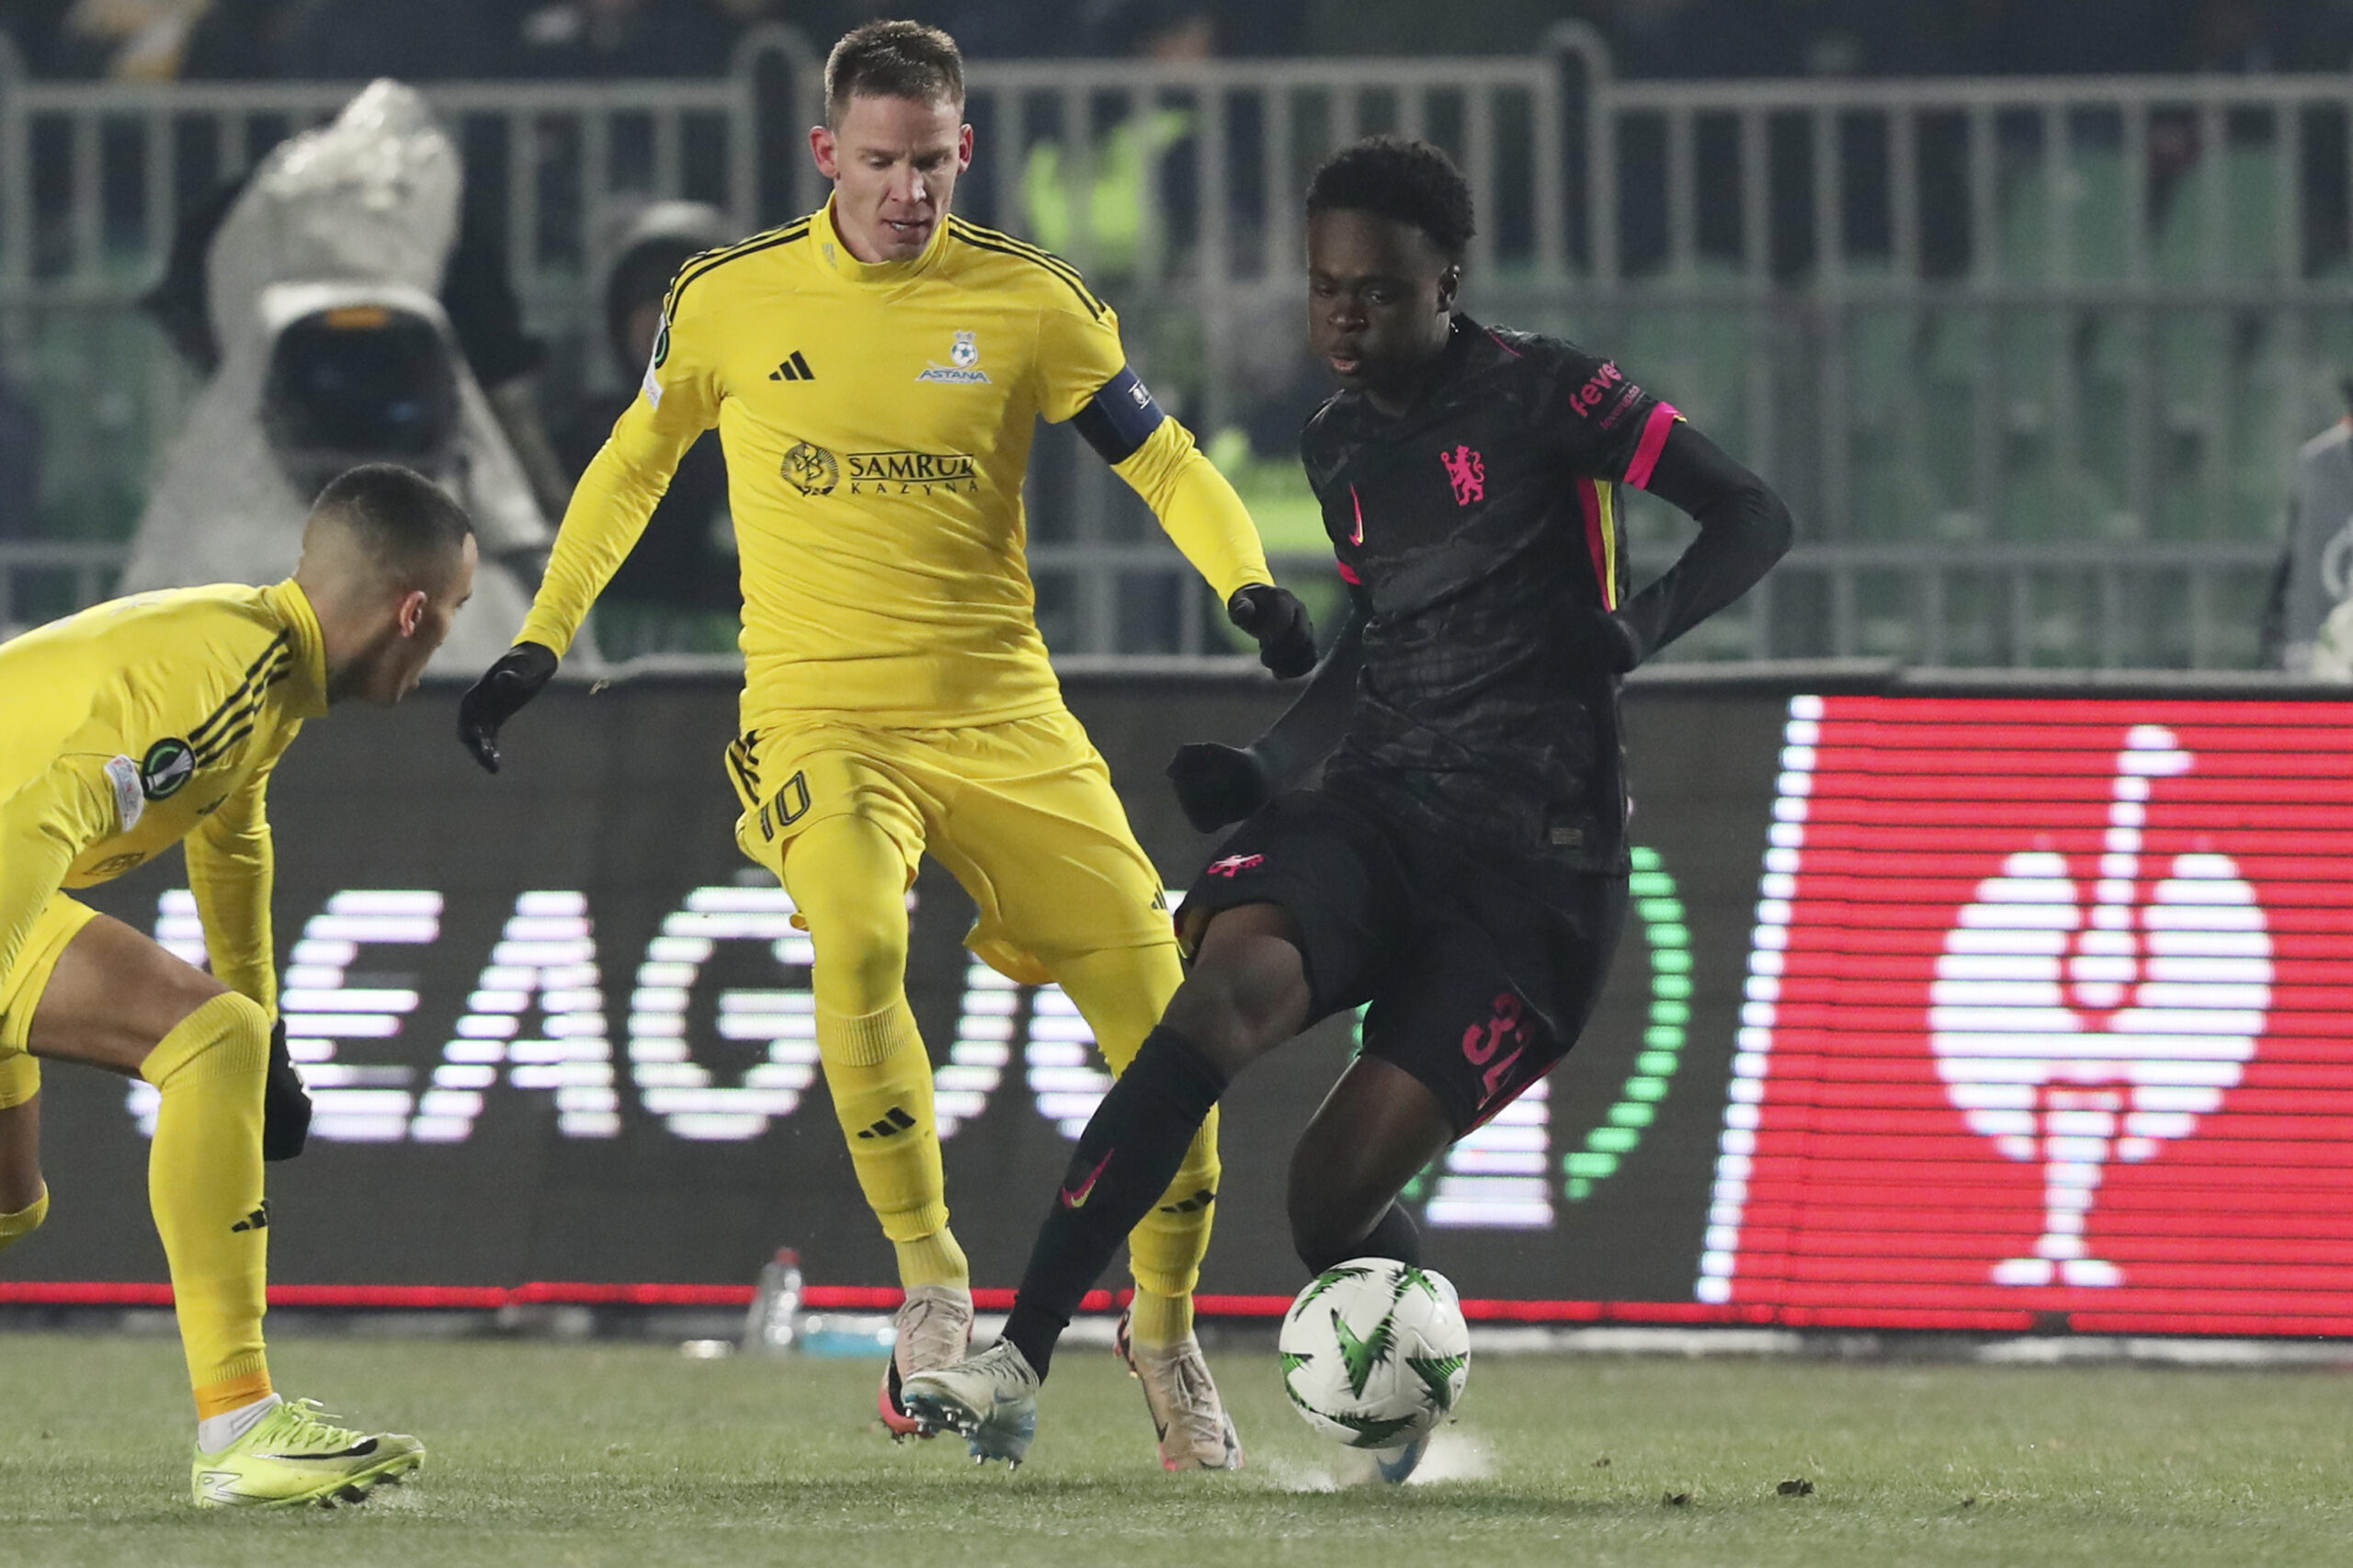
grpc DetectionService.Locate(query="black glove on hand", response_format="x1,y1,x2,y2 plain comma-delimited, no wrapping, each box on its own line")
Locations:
263,1017,312,1163
458,641,559,774
1227,585,1318,679
1166,742,1271,834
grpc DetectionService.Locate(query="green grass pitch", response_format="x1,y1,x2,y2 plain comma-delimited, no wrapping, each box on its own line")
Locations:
4,1333,2351,1567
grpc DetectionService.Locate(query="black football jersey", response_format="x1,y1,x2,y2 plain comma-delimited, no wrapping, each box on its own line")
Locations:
1301,314,1681,877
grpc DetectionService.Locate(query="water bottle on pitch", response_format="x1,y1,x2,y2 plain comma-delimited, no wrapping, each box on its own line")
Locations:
743,1247,803,1354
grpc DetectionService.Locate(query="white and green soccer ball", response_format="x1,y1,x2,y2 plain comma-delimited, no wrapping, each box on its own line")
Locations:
1278,1257,1471,1450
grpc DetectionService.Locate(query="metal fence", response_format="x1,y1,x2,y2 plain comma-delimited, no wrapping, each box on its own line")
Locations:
4,26,2345,666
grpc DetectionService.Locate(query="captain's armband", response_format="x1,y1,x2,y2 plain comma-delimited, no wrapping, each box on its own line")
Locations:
1069,366,1166,465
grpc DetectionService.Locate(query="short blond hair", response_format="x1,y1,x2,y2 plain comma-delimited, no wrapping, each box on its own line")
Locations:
824,20,963,127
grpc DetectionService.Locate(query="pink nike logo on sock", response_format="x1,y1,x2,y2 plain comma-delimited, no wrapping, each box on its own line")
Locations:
1060,1147,1117,1209
1348,484,1365,545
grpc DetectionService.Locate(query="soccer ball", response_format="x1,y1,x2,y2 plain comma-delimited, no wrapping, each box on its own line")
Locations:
1277,1257,1471,1450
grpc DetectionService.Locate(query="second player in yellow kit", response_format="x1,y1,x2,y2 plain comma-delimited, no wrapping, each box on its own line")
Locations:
458,21,1314,1469
0,465,470,1506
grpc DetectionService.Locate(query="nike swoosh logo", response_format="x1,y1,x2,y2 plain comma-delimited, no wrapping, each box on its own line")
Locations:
1059,1146,1116,1209
1348,484,1365,546
258,1439,379,1460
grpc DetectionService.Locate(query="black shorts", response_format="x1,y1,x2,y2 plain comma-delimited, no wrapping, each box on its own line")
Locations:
1177,788,1629,1135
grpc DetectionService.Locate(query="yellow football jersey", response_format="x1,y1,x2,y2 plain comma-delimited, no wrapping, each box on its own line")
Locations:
523,199,1271,730
0,580,327,1014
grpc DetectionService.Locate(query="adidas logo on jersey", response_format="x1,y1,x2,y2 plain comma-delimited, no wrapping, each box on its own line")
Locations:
768,351,815,381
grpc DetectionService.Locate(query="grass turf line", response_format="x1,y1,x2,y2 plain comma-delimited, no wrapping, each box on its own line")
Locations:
2,1334,2349,1567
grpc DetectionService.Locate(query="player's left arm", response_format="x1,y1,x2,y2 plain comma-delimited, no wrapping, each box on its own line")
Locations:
1608,420,1793,667
184,731,313,1159
182,733,289,1017
1548,350,1792,668
1040,297,1316,676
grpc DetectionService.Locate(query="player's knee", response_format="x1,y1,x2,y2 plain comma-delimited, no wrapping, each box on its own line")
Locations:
1163,967,1289,1074
788,833,912,1008
0,1185,50,1254
140,992,270,1089
795,883,910,1007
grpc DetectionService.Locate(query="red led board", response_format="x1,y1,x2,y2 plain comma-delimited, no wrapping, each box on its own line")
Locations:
1701,695,2353,1335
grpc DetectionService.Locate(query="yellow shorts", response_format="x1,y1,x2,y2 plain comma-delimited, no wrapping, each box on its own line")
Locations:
0,895,99,1106
725,709,1176,985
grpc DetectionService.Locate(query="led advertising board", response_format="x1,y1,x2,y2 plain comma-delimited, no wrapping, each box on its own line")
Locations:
13,676,2353,1335
1706,695,2353,1335
7,676,1772,1313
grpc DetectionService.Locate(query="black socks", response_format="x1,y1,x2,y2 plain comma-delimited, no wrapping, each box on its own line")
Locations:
1298,1200,1422,1276
1002,1025,1229,1381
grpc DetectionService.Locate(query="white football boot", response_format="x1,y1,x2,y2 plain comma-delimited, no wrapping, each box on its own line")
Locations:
877,1283,973,1439
899,1341,1040,1467
1115,1307,1243,1471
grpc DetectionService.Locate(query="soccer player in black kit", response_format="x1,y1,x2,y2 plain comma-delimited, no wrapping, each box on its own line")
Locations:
904,135,1792,1472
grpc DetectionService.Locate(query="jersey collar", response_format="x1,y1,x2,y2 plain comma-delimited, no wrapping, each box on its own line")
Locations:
811,196,949,286
261,578,331,719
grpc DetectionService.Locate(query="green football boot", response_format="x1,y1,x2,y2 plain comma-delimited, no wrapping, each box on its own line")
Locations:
191,1397,424,1508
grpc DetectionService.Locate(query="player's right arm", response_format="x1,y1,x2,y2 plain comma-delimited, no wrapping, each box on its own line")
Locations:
460,286,723,771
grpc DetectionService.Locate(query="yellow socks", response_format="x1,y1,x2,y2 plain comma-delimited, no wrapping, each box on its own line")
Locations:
1125,1278,1195,1347
814,996,966,1290
140,991,274,1419
1047,944,1220,1347
786,814,970,1295
0,1186,47,1255
1126,1108,1221,1346
893,1229,972,1293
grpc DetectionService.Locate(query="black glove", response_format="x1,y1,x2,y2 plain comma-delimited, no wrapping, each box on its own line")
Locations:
263,1017,312,1163
1166,742,1271,833
458,641,559,774
1227,585,1317,679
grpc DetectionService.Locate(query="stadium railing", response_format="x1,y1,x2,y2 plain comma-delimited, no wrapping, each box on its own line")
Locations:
1,27,2342,668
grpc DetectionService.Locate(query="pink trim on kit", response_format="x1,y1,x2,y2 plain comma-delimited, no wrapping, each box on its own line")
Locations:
1624,402,1681,491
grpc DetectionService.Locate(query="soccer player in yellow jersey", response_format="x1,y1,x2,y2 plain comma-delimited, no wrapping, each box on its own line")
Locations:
456,20,1313,1470
0,464,472,1506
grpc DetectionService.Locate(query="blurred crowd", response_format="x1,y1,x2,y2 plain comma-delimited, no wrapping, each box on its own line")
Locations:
6,0,2353,80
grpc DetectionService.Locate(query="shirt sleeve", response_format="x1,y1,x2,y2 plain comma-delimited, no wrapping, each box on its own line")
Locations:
517,291,724,655
1107,419,1273,604
0,719,127,996
182,727,292,1016
1040,289,1274,600
1609,419,1793,666
1539,342,1679,485
1034,287,1127,426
